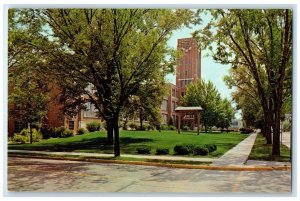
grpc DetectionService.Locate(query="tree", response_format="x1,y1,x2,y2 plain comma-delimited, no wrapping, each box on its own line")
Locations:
195,9,292,155
122,80,166,130
8,9,50,143
183,79,234,132
11,9,200,156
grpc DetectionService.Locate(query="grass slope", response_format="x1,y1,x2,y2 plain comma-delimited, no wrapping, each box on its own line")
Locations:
8,130,248,158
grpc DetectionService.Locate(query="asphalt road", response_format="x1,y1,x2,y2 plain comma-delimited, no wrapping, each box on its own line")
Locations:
7,157,291,194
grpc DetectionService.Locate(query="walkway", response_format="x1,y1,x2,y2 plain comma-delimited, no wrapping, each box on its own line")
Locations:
8,150,215,163
212,132,258,166
282,131,291,149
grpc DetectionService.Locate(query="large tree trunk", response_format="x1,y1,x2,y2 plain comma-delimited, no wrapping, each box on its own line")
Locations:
264,111,272,144
113,119,120,157
272,107,281,156
106,121,114,145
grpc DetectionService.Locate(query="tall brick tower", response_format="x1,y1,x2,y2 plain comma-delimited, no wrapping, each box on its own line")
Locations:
176,38,201,97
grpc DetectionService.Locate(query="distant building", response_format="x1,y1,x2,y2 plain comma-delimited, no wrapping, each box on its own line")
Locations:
229,119,243,131
161,37,201,125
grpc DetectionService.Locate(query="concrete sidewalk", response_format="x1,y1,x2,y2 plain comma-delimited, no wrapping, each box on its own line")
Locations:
8,150,215,162
212,132,258,166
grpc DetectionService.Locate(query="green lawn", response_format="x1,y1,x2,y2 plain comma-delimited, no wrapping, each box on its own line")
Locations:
248,133,291,162
8,130,248,158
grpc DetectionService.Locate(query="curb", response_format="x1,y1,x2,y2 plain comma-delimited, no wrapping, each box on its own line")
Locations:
8,153,291,172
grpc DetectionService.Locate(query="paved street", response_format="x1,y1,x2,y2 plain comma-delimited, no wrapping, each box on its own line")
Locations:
7,157,291,193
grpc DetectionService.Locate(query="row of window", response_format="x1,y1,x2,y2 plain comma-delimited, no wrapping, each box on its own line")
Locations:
161,99,177,111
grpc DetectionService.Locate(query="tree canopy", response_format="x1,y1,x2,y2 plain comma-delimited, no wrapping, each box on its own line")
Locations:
194,9,292,155
183,79,235,132
9,8,200,156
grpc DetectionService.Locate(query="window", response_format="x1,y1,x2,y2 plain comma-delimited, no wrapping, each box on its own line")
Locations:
163,114,168,124
171,101,175,111
69,121,74,130
161,99,168,111
83,102,98,118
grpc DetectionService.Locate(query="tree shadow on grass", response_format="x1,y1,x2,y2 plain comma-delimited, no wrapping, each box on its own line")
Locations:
9,136,154,153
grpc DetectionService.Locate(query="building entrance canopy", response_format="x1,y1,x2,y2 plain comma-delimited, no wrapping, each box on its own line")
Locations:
175,106,203,135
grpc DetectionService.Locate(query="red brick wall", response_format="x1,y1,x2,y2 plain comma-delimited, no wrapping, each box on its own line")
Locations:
176,38,201,97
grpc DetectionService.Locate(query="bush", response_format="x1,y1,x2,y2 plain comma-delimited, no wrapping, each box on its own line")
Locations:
136,146,151,154
174,144,194,155
160,124,168,130
147,125,155,131
239,128,254,134
53,127,65,138
13,128,42,143
86,122,101,132
168,125,176,130
77,128,87,135
156,148,170,155
137,124,147,131
204,144,217,153
40,126,54,139
128,122,139,130
13,134,27,144
193,146,209,156
61,128,74,138
182,125,190,131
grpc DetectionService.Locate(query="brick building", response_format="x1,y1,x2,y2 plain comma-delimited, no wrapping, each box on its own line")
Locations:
161,37,201,125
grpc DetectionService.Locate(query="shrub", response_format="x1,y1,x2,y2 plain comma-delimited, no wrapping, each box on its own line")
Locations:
182,125,190,131
239,128,254,134
193,146,209,156
160,124,168,130
77,128,87,135
156,148,170,155
53,127,65,138
86,122,101,132
147,125,155,131
40,126,54,139
168,125,176,130
128,122,139,130
13,134,27,144
174,144,194,155
137,124,147,131
204,144,217,153
13,128,42,143
136,146,151,154
61,128,74,138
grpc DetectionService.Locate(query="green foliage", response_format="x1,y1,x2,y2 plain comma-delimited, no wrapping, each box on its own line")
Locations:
128,122,139,130
54,127,65,138
283,120,291,132
155,148,170,155
204,144,217,153
77,128,87,135
168,125,176,130
146,125,155,131
86,122,101,132
160,124,168,130
193,146,209,156
182,125,190,131
174,144,195,155
13,128,42,144
61,128,74,138
40,126,55,139
183,79,235,132
169,117,174,126
136,147,151,154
